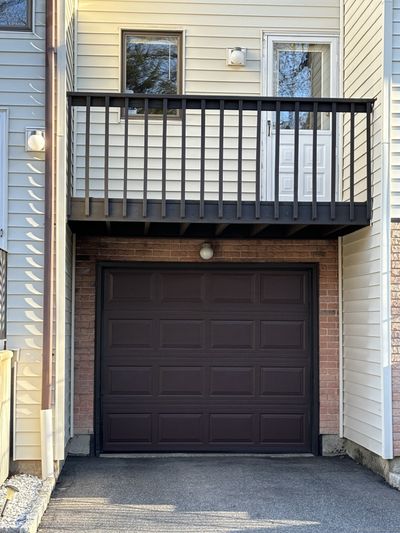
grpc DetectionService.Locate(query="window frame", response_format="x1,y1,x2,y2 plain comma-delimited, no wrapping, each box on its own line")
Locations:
121,29,183,117
0,0,33,32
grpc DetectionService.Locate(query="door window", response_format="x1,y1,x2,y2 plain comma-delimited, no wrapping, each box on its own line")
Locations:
273,42,331,130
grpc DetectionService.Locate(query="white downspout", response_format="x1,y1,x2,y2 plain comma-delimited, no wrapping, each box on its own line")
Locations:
381,0,394,460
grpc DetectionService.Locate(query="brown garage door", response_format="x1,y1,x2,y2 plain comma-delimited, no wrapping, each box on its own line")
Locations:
99,265,316,453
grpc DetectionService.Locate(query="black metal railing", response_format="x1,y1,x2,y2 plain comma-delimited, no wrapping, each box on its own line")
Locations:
67,93,374,226
0,248,6,345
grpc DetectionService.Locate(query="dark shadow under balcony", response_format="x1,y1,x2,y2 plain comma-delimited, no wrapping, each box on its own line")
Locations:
67,93,373,239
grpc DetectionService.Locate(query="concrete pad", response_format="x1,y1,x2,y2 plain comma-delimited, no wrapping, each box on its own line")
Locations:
39,456,400,533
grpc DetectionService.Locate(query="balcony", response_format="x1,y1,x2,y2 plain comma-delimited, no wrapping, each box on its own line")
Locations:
67,93,373,239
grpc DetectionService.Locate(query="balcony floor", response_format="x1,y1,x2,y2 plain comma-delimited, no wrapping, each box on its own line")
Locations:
68,198,369,239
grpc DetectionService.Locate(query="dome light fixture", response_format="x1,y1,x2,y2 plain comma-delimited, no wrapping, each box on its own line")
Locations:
199,242,214,261
26,129,45,152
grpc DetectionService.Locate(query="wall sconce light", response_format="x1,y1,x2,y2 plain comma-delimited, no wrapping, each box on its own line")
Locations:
26,128,45,152
226,47,247,66
199,242,214,261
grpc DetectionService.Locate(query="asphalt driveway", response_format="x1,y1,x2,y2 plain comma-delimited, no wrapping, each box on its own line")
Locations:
39,456,400,533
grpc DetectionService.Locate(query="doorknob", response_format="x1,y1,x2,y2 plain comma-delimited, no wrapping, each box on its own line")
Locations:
267,120,272,136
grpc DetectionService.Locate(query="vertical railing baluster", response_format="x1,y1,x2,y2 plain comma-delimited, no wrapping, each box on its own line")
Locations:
218,100,225,218
104,96,110,217
312,102,318,220
122,97,129,217
84,95,91,217
180,99,187,218
330,102,337,220
200,99,206,218
67,95,72,217
350,103,355,221
162,98,167,218
255,100,261,219
237,100,243,219
366,102,372,221
293,101,300,220
143,98,149,218
274,101,281,219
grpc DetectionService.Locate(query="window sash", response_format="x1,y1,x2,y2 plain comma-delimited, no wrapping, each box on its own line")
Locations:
0,0,32,31
122,30,182,100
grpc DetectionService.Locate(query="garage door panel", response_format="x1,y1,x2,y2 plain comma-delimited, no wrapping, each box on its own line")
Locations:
260,320,307,350
158,414,205,443
260,414,306,445
260,272,307,305
260,367,307,398
100,267,315,453
159,320,205,349
209,320,256,349
210,367,256,396
106,366,153,396
207,273,257,304
105,270,155,305
159,272,206,304
209,414,257,443
108,319,154,349
159,367,205,396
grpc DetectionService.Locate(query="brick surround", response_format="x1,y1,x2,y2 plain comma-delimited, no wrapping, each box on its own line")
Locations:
74,236,339,438
391,223,400,456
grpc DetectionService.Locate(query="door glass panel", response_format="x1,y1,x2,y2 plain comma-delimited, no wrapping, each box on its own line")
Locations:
273,42,331,130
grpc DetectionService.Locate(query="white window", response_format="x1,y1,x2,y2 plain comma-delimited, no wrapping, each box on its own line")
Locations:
0,0,32,31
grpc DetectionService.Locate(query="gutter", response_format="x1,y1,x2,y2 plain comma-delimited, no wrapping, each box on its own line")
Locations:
40,0,56,479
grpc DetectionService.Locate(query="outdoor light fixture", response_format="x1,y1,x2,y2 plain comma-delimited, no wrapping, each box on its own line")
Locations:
26,129,45,152
199,242,214,261
1,484,19,517
226,47,247,66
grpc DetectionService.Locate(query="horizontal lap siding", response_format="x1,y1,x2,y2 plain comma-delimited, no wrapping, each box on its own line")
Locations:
342,0,384,455
74,0,340,200
0,2,46,460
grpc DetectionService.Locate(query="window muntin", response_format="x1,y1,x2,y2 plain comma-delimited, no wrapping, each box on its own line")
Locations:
0,0,32,30
122,31,182,115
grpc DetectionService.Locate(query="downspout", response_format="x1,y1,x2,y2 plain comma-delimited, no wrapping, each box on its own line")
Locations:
41,0,56,479
381,0,393,460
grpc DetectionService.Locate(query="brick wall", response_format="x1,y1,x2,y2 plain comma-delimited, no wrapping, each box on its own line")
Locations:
74,236,339,438
392,223,400,456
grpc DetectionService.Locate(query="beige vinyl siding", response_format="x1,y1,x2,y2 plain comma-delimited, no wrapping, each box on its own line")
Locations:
392,1,400,217
1,1,46,460
74,0,340,201
342,0,385,455
13,361,42,460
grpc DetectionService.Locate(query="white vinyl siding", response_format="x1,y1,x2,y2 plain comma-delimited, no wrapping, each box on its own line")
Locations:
342,0,386,456
73,0,340,201
1,1,46,460
392,1,400,217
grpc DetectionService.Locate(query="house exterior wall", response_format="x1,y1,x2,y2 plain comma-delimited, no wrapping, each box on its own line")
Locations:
72,0,340,202
73,236,339,442
341,0,392,458
0,0,46,461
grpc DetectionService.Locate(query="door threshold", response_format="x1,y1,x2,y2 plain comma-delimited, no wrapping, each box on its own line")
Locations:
99,453,315,459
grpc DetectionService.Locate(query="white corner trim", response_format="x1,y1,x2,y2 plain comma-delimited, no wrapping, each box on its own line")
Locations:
380,0,393,460
54,0,68,461
0,109,8,252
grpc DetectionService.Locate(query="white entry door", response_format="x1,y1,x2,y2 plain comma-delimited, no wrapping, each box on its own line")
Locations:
263,36,338,202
